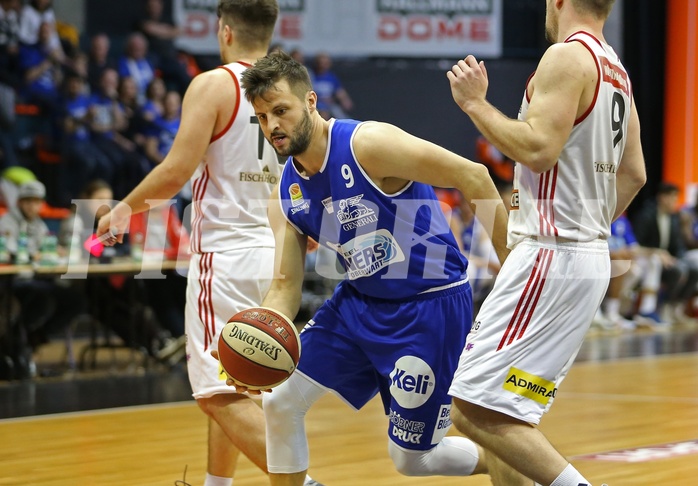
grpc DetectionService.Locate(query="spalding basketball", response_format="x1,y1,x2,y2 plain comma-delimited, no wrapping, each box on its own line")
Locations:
218,307,301,390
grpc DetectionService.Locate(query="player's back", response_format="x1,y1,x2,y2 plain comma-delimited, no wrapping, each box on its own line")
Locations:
189,62,281,254
509,31,631,246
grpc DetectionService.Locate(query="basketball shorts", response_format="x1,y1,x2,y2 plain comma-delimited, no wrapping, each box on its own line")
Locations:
296,279,472,451
185,247,274,399
449,238,610,424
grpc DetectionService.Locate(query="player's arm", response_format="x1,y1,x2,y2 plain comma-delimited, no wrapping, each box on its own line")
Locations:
448,45,587,173
613,97,646,220
260,187,307,321
96,70,225,242
354,122,510,264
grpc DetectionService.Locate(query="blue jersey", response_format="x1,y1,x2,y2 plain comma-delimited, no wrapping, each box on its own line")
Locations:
278,119,468,299
609,214,637,252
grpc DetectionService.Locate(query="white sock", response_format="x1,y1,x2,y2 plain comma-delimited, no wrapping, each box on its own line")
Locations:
204,473,233,486
638,291,658,314
605,298,621,319
550,463,590,486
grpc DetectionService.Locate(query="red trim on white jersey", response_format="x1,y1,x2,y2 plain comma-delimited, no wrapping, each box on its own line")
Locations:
537,164,559,237
198,253,215,350
524,71,535,103
497,248,554,351
191,165,211,253
211,66,241,142
568,38,601,125
564,30,603,48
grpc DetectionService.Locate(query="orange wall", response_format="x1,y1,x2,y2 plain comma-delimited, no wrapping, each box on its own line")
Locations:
663,0,698,205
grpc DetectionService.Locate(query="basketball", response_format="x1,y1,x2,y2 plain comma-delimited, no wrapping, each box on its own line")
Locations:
218,307,301,390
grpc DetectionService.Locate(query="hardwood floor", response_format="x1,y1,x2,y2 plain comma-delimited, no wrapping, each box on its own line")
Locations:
1,327,697,485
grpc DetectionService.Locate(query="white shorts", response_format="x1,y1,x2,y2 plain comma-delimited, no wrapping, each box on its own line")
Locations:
185,247,274,399
449,238,610,424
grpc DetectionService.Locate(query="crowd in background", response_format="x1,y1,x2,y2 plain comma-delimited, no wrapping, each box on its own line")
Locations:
0,0,358,379
0,0,696,380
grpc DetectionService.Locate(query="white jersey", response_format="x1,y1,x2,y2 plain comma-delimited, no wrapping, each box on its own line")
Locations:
189,62,282,253
508,31,632,247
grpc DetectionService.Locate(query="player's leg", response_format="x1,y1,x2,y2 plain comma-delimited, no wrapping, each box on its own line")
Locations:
263,372,326,486
387,436,486,476
449,240,609,486
185,250,274,482
481,447,535,486
451,398,566,484
264,284,381,485
199,393,267,472
377,282,511,480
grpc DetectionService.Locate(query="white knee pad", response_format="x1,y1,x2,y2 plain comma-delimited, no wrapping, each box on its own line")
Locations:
262,372,325,474
388,436,479,477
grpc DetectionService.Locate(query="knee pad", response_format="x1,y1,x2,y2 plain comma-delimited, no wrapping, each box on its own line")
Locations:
262,372,325,474
388,437,479,477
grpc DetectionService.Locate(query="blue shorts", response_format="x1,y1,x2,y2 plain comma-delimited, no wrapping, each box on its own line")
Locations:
297,279,472,451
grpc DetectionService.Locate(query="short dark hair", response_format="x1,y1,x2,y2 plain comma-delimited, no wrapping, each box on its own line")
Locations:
657,182,680,196
241,50,313,105
217,0,279,50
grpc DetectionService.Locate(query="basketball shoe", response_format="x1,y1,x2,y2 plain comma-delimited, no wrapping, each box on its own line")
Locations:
304,478,325,486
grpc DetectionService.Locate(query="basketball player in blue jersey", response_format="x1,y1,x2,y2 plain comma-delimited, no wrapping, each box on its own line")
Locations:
97,2,320,486
446,1,646,485
233,50,516,486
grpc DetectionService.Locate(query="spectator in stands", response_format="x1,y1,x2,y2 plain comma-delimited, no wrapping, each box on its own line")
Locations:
88,68,147,198
140,76,165,127
0,180,86,374
144,90,179,167
117,32,155,104
129,199,189,364
633,182,698,324
117,74,148,149
593,213,669,330
18,0,63,58
87,33,116,93
289,46,314,81
434,186,502,312
137,0,191,95
0,0,20,86
60,73,112,203
312,51,353,119
18,21,63,113
64,48,87,79
58,179,167,358
681,192,698,260
681,192,698,317
457,188,501,312
143,90,190,219
0,0,20,168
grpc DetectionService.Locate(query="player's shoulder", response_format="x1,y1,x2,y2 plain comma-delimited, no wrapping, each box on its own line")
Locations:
199,66,239,83
538,41,596,78
354,120,402,143
182,68,239,110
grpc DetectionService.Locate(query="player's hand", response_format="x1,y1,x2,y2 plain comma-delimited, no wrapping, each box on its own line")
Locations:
96,205,130,246
306,236,319,254
210,349,272,395
447,55,489,114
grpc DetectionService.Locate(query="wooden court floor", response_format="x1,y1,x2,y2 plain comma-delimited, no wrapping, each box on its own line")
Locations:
1,350,697,485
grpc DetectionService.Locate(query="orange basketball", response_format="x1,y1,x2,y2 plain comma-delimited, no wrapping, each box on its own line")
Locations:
218,307,301,390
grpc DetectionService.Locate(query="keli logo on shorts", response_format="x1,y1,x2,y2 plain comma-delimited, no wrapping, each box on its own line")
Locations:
389,356,435,409
502,367,557,405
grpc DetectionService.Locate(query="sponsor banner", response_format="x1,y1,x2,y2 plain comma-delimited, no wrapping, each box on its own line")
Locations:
174,0,502,58
573,439,698,463
502,366,557,406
